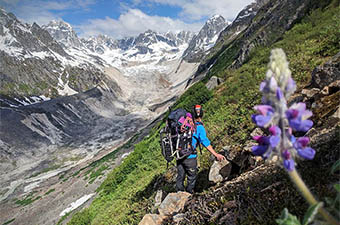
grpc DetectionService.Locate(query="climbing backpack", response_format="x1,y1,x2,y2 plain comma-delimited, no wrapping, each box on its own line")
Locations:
160,108,197,166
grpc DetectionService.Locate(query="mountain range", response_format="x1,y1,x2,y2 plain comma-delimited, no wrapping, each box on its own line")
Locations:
0,7,229,102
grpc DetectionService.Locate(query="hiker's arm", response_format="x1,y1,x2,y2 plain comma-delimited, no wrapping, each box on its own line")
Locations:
206,145,226,161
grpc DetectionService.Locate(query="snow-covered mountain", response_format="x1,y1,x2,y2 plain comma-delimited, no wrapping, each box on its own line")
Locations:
43,20,83,48
1,8,231,103
182,15,230,62
0,8,117,100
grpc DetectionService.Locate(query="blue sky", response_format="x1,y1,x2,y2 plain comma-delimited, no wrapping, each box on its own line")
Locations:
0,0,254,39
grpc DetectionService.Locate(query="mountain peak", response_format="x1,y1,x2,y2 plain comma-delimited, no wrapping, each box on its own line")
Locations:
46,20,73,30
43,20,82,48
206,14,225,24
210,14,224,20
182,15,229,62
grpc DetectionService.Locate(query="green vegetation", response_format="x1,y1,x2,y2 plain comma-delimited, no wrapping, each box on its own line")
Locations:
172,82,213,111
68,4,340,225
0,83,16,95
14,193,41,206
45,188,55,195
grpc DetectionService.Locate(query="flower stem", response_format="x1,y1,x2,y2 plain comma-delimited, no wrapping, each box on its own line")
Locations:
288,169,339,225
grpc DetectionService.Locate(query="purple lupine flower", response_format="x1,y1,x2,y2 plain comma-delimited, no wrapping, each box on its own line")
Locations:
269,126,281,147
252,136,270,157
276,88,284,101
294,137,315,160
252,105,274,127
251,126,281,160
283,150,295,171
260,76,278,94
286,103,313,132
285,77,296,97
251,48,315,172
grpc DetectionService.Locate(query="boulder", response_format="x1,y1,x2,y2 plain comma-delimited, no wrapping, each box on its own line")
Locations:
310,52,340,89
209,159,232,183
222,145,251,168
158,192,191,216
205,76,224,90
138,214,166,225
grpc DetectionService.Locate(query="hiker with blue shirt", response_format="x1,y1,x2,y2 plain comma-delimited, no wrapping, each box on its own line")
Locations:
176,105,226,194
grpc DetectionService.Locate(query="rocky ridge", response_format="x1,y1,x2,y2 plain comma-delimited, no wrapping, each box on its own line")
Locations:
182,15,229,63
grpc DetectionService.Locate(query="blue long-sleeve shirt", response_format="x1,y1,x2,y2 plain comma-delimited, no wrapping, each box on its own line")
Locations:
188,122,211,159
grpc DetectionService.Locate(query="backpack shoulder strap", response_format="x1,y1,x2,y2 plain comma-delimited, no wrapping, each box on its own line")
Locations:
192,136,202,155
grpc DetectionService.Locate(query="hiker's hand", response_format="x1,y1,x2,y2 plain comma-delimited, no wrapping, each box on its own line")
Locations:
215,153,226,161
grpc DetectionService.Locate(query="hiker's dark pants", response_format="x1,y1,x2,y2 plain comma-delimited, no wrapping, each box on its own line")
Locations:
176,157,197,194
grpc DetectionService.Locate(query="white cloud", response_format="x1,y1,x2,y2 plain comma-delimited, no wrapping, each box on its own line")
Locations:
0,0,95,25
141,0,255,21
0,0,254,39
77,8,203,38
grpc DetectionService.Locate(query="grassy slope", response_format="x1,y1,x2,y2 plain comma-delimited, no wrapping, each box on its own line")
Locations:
67,3,340,225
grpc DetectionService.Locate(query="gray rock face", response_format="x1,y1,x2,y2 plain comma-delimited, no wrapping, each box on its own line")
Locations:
217,0,269,45
310,52,340,89
196,0,318,77
0,9,119,97
166,31,194,46
0,9,67,57
231,0,311,68
42,20,83,48
183,15,229,62
82,34,119,54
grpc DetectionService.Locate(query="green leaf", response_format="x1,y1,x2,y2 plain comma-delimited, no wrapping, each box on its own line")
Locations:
334,183,340,193
302,202,323,225
276,208,302,225
331,160,340,174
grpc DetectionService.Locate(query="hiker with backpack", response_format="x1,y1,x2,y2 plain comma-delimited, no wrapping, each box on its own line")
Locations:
160,105,226,194
176,104,226,194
